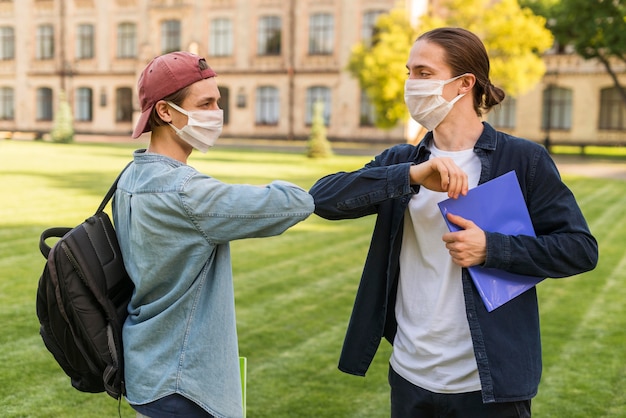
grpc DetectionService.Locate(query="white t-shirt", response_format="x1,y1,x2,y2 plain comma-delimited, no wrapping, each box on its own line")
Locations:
390,144,482,393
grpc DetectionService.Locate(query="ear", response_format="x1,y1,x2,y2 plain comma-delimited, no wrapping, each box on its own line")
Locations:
154,100,173,123
459,74,476,94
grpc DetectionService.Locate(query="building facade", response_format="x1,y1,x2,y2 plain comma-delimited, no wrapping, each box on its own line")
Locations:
0,0,624,146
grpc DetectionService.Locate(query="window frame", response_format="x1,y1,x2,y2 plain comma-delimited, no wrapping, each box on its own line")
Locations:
308,13,334,55
255,86,280,126
76,23,95,60
209,18,233,57
116,22,136,59
257,15,281,56
305,86,331,126
36,87,53,121
0,26,14,60
36,24,54,60
75,87,93,122
161,19,181,54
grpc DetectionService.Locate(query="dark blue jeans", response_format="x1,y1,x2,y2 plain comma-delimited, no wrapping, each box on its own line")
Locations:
389,366,531,418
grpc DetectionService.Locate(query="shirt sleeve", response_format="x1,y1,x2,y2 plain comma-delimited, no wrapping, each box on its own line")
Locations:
310,147,416,220
483,146,598,278
181,175,314,244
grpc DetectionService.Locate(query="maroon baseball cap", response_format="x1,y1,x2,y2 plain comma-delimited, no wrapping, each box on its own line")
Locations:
132,51,217,138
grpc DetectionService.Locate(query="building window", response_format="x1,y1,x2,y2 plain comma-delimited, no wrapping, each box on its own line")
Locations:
599,87,626,130
542,86,572,130
255,86,279,125
161,20,181,54
117,22,136,58
218,86,230,125
36,87,53,121
308,13,333,55
76,24,94,59
362,10,384,47
115,87,132,122
258,16,281,56
36,24,54,60
305,86,331,125
0,86,13,120
75,87,93,121
359,90,376,127
209,18,233,57
488,97,517,129
0,26,14,60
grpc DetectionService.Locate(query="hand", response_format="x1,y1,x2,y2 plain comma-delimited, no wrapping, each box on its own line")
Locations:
409,157,468,199
442,213,487,267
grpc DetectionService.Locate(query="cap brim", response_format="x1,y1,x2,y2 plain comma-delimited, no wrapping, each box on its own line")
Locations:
132,107,153,138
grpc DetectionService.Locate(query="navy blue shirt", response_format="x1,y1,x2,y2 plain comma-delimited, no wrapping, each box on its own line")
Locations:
309,123,598,403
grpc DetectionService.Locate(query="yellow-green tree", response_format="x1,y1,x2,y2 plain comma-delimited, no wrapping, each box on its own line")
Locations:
420,0,553,97
347,8,417,129
347,0,553,130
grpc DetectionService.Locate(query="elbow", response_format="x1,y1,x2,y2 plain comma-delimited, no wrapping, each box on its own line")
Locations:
582,236,599,272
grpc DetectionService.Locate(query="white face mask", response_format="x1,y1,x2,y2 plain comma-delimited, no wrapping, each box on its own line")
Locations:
167,101,223,153
404,74,467,131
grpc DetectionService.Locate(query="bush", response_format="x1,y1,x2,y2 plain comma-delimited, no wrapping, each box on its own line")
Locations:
306,101,333,158
50,90,74,143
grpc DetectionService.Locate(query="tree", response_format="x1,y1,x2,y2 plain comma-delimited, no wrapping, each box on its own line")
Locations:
521,0,626,105
347,8,417,129
50,90,74,143
419,0,553,97
306,101,333,158
346,1,552,130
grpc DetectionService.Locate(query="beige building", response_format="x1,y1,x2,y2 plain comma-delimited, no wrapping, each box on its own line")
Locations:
0,0,624,146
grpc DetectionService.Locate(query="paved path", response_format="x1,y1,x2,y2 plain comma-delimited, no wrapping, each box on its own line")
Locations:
552,155,626,181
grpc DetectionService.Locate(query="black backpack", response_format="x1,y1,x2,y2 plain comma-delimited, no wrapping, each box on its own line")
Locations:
36,164,133,399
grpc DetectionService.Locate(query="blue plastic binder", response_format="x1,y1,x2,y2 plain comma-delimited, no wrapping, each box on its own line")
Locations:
437,171,544,312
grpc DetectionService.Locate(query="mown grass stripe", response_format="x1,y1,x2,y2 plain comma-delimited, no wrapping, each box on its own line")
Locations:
536,251,626,417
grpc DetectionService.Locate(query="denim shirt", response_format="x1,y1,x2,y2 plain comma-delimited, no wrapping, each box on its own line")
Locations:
309,123,598,403
112,149,314,418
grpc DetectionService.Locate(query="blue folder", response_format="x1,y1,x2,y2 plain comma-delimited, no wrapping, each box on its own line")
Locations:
437,170,544,312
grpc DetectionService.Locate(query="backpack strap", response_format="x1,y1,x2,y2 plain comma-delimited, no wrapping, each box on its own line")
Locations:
39,162,133,259
95,162,133,215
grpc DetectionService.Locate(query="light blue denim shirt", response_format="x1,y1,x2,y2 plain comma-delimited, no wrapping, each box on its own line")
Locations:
112,149,314,418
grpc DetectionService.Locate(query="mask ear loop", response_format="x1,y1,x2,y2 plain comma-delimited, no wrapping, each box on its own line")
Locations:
166,101,189,116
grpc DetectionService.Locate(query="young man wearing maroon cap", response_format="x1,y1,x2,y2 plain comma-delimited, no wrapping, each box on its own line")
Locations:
112,51,314,418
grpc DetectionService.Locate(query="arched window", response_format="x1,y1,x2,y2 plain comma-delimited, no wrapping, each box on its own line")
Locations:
37,87,53,121
488,97,516,129
542,86,572,130
115,87,132,122
75,87,93,121
0,86,13,120
306,86,331,126
599,87,626,131
255,86,279,125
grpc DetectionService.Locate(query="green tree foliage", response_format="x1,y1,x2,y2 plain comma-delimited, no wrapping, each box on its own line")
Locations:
306,101,333,158
347,1,552,130
347,8,417,129
50,90,74,143
522,0,626,104
419,0,553,98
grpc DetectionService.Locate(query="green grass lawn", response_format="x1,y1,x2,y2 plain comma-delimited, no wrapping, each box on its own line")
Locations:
1,140,624,417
